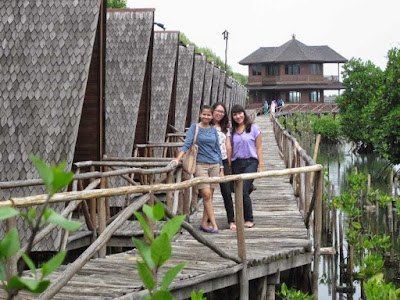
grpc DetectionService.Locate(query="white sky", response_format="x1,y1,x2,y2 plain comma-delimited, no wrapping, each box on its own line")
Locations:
126,0,400,76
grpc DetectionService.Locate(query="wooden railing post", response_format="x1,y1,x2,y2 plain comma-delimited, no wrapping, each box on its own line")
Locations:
5,216,17,279
312,169,323,299
182,171,190,216
166,171,174,210
97,168,107,258
89,166,97,229
234,179,248,300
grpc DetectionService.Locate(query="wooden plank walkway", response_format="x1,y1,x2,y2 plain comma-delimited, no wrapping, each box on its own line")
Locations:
5,115,312,300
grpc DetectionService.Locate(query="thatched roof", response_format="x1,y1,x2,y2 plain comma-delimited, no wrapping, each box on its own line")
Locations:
239,36,347,65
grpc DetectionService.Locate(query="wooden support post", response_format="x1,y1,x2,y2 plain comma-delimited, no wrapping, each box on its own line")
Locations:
173,168,182,214
89,166,97,228
295,151,301,198
166,171,174,210
182,171,190,216
105,167,110,221
5,216,17,279
312,170,323,299
394,177,398,234
97,175,107,258
309,134,321,186
304,162,310,219
389,172,394,258
266,271,280,300
234,179,248,300
367,174,371,233
375,191,380,236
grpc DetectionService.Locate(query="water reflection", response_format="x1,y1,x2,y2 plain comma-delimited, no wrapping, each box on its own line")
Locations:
289,131,399,299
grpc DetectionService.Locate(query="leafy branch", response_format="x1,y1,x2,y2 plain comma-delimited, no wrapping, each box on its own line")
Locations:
0,155,82,299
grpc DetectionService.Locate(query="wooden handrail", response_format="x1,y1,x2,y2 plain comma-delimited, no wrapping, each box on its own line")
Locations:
270,113,323,299
1,165,323,209
0,163,177,189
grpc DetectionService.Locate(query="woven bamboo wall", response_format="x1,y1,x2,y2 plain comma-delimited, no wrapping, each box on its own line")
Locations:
210,66,220,105
190,54,207,124
148,31,179,151
0,0,102,250
105,9,154,206
174,44,195,132
202,61,214,106
217,70,226,103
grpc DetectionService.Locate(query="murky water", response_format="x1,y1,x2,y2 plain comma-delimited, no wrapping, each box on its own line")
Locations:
288,130,399,299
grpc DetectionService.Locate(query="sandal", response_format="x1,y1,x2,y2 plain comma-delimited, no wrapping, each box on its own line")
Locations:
229,223,237,230
244,222,254,228
199,225,219,234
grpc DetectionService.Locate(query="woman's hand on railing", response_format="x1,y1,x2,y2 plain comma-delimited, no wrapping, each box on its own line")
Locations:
258,165,264,172
170,158,180,166
219,168,224,177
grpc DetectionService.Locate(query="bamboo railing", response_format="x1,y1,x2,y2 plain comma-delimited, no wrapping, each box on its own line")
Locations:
1,114,324,299
1,160,322,300
271,113,323,298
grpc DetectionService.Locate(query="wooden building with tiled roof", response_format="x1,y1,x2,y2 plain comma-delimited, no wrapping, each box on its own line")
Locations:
239,35,347,107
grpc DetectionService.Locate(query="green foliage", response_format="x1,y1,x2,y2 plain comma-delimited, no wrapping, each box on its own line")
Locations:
337,49,400,164
362,235,391,253
30,154,73,196
371,48,400,164
336,58,384,148
395,197,400,216
276,283,314,300
358,252,384,280
179,32,247,85
191,290,206,300
132,204,187,299
0,156,80,298
107,0,127,8
310,114,341,141
363,274,400,300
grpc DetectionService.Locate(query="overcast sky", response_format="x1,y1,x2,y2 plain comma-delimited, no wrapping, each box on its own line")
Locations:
126,0,399,76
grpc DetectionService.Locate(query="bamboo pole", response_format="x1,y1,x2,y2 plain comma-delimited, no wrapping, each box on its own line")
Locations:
389,172,394,258
2,165,323,209
312,170,323,299
310,134,321,186
234,179,248,300
5,217,17,279
38,194,151,300
182,171,190,216
89,166,97,228
166,171,174,210
97,174,107,258
375,191,380,236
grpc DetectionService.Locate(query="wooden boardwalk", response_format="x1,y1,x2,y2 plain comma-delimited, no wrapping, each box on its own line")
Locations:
9,115,312,300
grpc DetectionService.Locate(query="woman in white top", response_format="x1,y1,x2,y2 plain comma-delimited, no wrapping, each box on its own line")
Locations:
212,102,236,230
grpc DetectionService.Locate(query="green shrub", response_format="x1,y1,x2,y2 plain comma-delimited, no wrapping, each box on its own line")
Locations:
311,114,340,141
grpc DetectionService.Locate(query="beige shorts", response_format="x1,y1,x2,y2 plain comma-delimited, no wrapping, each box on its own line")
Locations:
195,163,220,190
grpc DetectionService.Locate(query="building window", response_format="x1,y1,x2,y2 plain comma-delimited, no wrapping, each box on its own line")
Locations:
266,64,279,75
310,91,321,102
309,64,321,75
251,64,262,76
285,64,300,75
288,91,301,103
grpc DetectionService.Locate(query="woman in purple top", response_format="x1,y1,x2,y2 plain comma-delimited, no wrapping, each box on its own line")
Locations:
230,104,264,228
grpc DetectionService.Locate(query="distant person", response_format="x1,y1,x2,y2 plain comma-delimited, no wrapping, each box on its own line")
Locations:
263,100,269,115
277,99,284,112
230,104,264,228
173,105,223,234
270,100,276,115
